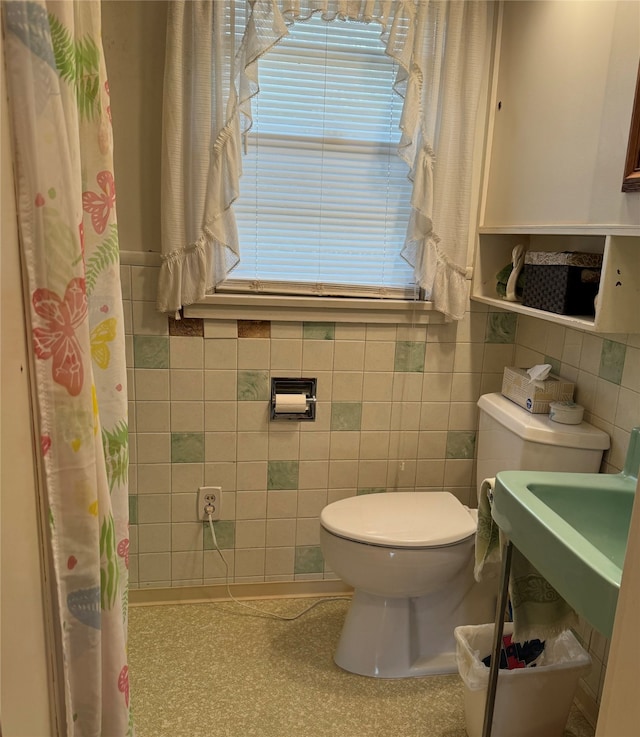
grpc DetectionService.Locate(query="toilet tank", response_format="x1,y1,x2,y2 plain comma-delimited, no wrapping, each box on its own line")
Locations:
476,393,610,488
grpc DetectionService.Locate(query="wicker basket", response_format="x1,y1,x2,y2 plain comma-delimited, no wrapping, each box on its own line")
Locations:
521,251,602,316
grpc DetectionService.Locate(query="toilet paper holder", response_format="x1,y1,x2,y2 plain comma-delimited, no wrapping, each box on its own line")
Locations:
270,378,317,421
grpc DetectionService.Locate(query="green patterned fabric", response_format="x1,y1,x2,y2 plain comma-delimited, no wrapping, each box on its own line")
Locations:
475,477,577,641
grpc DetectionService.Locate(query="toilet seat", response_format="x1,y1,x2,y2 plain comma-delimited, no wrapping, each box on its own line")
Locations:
320,492,476,548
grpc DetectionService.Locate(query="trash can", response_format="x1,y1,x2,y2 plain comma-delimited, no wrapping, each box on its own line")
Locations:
454,623,591,737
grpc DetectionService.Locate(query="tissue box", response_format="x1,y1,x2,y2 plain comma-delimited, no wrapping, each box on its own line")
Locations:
501,367,575,413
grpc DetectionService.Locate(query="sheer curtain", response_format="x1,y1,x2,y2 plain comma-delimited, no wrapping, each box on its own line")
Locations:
159,0,490,320
3,2,132,734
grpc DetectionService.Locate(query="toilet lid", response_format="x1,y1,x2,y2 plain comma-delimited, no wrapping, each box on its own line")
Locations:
320,492,476,548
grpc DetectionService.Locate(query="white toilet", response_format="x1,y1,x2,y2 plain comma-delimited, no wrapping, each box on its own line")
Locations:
319,392,610,678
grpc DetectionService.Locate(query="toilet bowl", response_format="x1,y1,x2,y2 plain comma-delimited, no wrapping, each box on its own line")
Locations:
320,492,496,678
319,393,610,679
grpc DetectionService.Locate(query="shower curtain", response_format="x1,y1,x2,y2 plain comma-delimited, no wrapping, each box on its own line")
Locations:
3,2,132,735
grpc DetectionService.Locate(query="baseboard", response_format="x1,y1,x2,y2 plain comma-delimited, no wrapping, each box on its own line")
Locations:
129,579,353,607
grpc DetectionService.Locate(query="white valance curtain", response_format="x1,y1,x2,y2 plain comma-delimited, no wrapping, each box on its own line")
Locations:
159,0,489,320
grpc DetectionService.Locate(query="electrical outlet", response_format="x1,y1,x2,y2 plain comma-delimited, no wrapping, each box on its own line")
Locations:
197,486,221,521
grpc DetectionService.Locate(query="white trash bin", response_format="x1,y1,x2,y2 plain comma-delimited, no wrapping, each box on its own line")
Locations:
454,623,591,737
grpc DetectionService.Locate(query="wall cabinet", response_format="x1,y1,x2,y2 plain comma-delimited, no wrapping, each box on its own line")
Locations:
471,227,640,333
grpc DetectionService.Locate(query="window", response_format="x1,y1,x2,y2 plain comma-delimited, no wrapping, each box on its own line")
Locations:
225,15,416,299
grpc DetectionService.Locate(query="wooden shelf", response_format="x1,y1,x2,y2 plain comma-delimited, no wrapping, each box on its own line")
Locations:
471,227,640,333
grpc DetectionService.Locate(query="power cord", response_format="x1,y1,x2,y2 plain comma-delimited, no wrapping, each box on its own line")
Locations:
206,512,350,621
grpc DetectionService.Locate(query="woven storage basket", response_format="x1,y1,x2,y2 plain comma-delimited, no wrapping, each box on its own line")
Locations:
521,251,602,316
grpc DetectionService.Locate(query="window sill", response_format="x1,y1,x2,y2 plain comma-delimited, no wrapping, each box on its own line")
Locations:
183,293,445,325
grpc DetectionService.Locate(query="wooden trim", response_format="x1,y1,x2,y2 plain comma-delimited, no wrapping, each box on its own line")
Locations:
622,61,640,193
130,579,353,607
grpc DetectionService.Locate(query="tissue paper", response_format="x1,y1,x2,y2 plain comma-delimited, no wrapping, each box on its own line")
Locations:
526,364,553,389
501,367,575,413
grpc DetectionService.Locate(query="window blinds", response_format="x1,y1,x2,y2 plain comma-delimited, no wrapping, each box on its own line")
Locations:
227,14,415,299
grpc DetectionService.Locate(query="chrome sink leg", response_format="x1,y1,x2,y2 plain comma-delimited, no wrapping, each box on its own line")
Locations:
481,540,513,737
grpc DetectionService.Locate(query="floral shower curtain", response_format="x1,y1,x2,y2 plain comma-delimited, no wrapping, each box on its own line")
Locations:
3,2,132,735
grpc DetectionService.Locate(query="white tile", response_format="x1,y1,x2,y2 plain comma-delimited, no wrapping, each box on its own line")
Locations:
360,402,392,431
237,401,269,431
204,338,237,369
270,339,303,370
119,265,132,300
580,334,604,375
424,343,456,373
448,402,478,431
388,431,419,460
236,492,267,520
482,344,515,374
265,547,295,576
236,520,266,548
204,462,237,492
132,300,169,335
297,488,328,517
204,401,236,432
331,372,364,401
329,432,360,460
362,372,393,401
335,324,366,340
135,369,169,401
419,402,450,431
593,379,619,425
170,369,204,401
359,431,390,460
136,401,170,432
171,493,198,523
236,431,269,461
204,370,237,401
137,433,171,464
513,345,544,368
444,459,474,486
421,373,452,402
203,549,234,579
299,432,330,460
417,431,448,459
137,494,171,524
271,322,302,339
238,338,270,369
234,549,266,578
396,326,427,342
614,386,640,432
298,460,329,489
203,320,237,338
328,460,359,488
295,518,320,546
358,460,389,487
138,552,171,582
171,551,203,582
516,315,547,353
415,459,445,487
621,346,640,392
364,342,396,372
268,431,300,460
171,522,203,552
138,524,171,553
334,341,365,370
545,323,567,359
131,266,160,302
392,372,424,402
302,340,334,371
451,373,482,402
267,490,298,518
170,336,204,369
390,402,421,431
366,324,397,341
171,463,204,493
171,402,204,432
236,461,267,491
266,519,297,547
204,432,237,462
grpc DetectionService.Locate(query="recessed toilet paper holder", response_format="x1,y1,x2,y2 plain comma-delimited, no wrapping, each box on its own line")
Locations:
270,377,317,421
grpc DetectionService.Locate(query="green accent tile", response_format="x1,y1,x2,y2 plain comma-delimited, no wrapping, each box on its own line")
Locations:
485,312,518,344
128,495,138,524
599,339,626,385
294,545,324,574
237,370,270,401
331,402,362,431
394,341,425,372
171,432,205,463
303,322,335,340
203,520,235,550
133,335,169,369
357,487,386,495
267,460,299,490
544,355,562,376
446,431,476,460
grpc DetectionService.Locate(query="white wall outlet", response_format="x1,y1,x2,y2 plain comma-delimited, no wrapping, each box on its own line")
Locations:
197,486,221,521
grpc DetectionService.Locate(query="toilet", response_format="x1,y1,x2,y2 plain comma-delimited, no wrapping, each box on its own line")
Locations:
319,392,610,678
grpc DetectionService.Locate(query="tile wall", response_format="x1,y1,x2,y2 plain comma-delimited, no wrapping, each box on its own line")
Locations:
121,260,639,717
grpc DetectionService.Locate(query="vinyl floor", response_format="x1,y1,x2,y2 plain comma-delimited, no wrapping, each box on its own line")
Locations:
128,597,596,737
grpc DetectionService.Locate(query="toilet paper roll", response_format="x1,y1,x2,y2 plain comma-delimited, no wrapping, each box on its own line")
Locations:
274,393,307,413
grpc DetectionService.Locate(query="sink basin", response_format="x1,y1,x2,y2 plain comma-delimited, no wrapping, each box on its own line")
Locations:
491,428,639,637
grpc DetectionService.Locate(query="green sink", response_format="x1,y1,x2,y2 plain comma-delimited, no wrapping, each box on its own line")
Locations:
491,428,639,637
